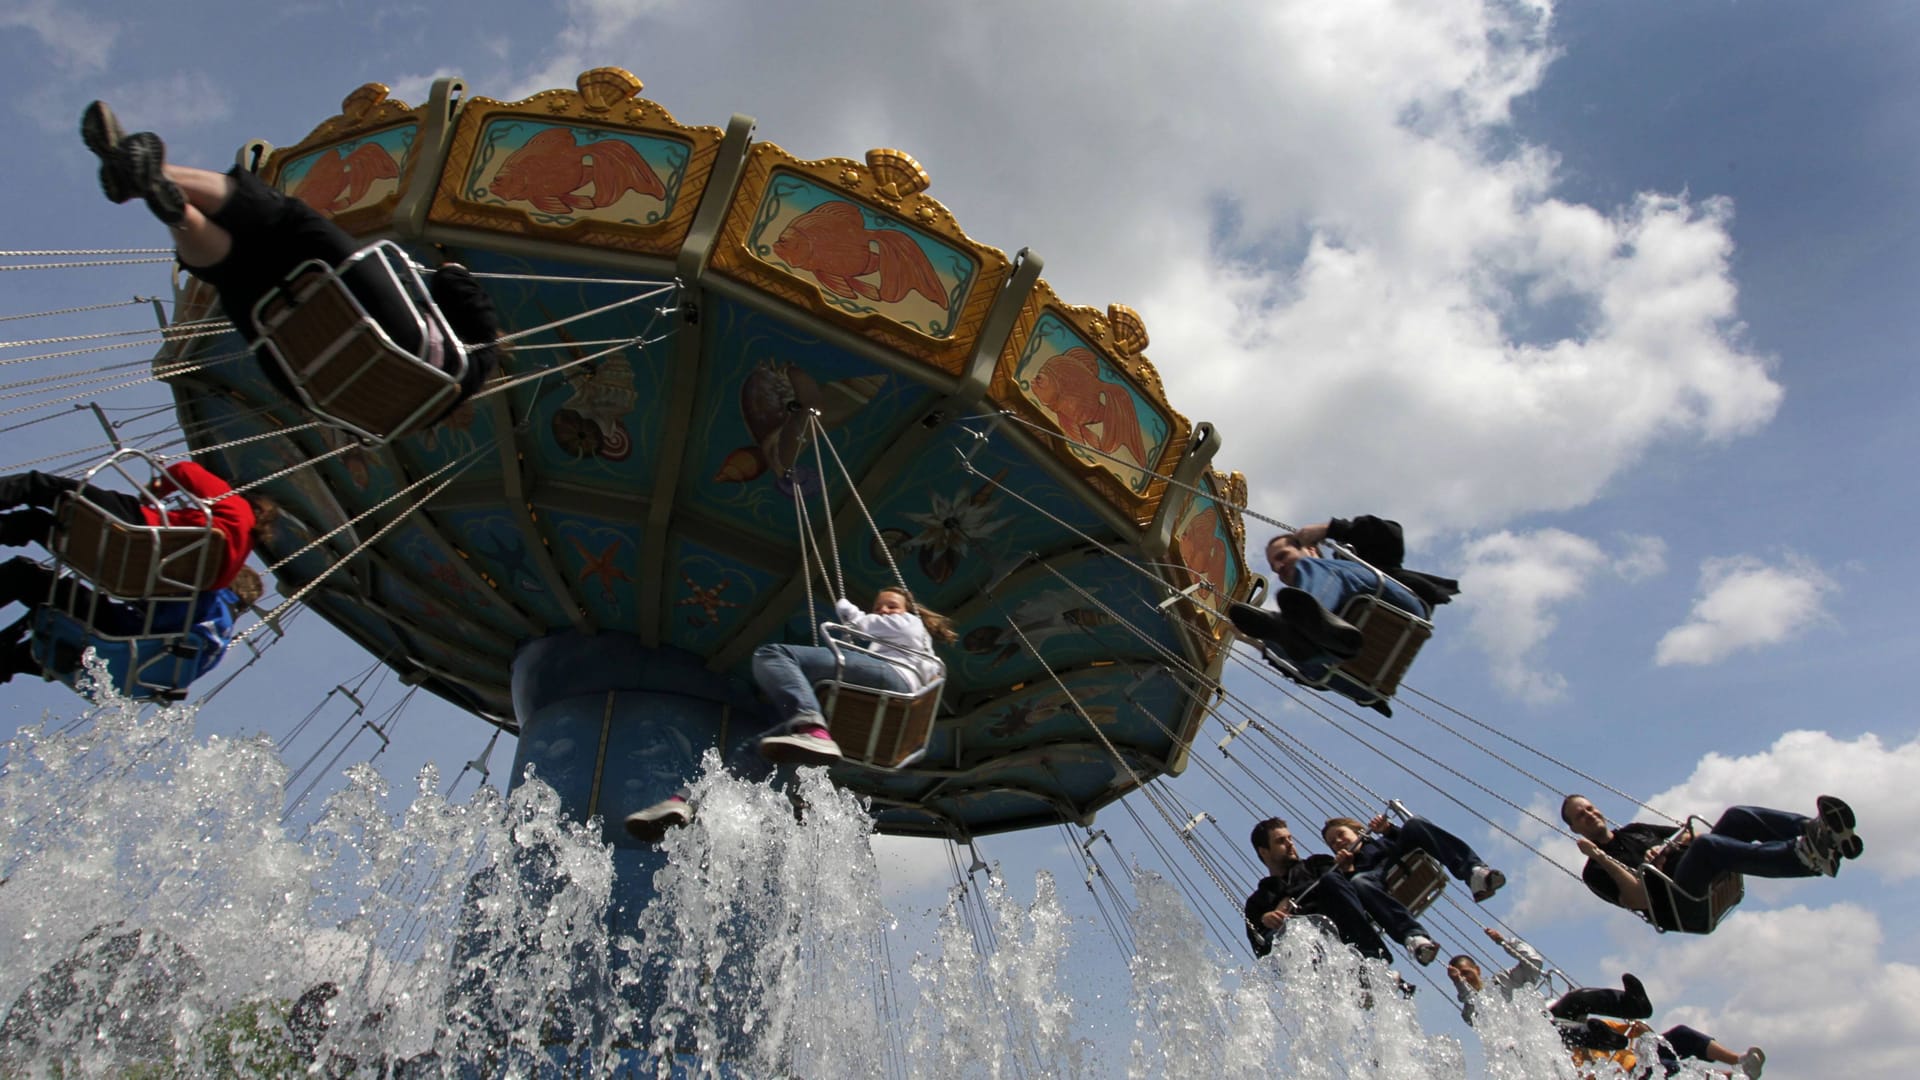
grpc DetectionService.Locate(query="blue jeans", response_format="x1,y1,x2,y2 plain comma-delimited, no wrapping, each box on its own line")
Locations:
751,642,912,733
1670,805,1817,893
1285,557,1428,689
1350,872,1428,946
1358,817,1486,884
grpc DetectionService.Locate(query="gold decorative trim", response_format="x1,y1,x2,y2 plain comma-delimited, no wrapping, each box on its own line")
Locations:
708,143,1013,377
988,281,1192,527
425,67,725,259
260,83,426,236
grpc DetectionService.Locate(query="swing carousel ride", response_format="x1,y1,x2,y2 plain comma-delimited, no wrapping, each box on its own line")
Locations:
145,67,1255,846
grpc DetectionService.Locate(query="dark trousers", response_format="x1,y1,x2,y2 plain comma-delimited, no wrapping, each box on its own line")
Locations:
1295,871,1393,962
0,471,145,547
1551,982,1652,1023
1375,817,1486,881
1672,805,1818,892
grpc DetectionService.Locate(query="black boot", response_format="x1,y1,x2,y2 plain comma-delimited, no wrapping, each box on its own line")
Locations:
80,103,184,225
1274,587,1363,659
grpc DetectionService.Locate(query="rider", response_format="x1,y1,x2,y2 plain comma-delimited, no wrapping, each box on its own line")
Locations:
80,101,500,424
1322,811,1506,903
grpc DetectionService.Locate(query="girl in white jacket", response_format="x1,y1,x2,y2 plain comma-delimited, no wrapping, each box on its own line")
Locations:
753,587,955,765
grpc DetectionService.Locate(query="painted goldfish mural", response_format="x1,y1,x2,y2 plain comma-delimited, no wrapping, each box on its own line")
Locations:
488,127,665,215
1175,504,1228,596
715,361,886,484
771,201,946,307
1028,347,1151,476
292,143,401,216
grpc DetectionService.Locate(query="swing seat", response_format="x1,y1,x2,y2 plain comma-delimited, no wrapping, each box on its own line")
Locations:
1639,863,1744,934
814,622,944,770
251,240,467,446
28,606,205,701
1327,594,1432,705
1381,849,1447,917
51,453,221,599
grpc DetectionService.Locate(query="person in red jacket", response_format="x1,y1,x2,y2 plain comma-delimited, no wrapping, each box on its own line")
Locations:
0,461,272,590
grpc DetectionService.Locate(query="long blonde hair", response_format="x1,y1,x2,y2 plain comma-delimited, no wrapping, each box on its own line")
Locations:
876,586,956,645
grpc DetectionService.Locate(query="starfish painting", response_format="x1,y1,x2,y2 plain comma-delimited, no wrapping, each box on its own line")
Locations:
572,536,632,604
677,571,744,626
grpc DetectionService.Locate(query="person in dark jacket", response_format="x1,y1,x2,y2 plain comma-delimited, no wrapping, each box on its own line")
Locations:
1228,516,1458,711
80,101,499,426
1242,816,1438,967
1562,793,1863,917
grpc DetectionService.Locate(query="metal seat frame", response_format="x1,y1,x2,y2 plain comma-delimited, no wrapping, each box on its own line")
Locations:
1382,849,1448,917
1637,816,1745,934
251,240,469,445
813,621,945,771
51,448,222,607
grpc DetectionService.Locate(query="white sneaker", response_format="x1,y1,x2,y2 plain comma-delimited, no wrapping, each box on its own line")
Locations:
624,795,691,844
1405,934,1439,966
1469,865,1506,902
1795,831,1839,878
1739,1046,1765,1078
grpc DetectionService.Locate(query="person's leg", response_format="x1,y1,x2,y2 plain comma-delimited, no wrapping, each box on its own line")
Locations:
1708,805,1809,845
750,643,844,730
1662,1025,1737,1065
1390,818,1487,882
1671,828,1818,892
1549,973,1651,1021
161,164,242,268
1348,872,1434,959
0,556,60,613
0,471,83,514
0,637,38,684
1296,872,1392,962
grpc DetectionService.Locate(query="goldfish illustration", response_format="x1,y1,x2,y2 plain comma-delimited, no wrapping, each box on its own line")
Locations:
1029,347,1150,473
292,143,400,216
770,201,946,306
962,593,1115,665
1175,505,1228,596
488,127,665,215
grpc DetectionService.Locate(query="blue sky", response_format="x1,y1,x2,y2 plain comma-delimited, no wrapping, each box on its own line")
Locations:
2,1,1917,1074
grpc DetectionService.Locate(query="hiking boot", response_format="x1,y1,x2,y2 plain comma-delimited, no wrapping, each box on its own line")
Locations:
1816,794,1863,860
1404,933,1438,966
1794,831,1839,877
623,795,691,844
81,101,134,203
1468,865,1506,903
758,722,843,767
1275,587,1363,659
117,132,187,226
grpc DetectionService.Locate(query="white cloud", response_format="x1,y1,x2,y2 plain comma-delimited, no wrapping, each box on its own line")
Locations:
0,0,116,74
99,71,234,134
1607,903,1920,1080
507,0,1779,537
873,833,962,900
1455,528,1660,702
1654,553,1835,666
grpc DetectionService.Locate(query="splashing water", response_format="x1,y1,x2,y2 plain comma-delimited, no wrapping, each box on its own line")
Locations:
0,679,1732,1077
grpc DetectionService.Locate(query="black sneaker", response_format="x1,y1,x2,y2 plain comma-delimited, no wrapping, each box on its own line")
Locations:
1228,601,1287,640
81,101,134,203
117,132,187,226
1816,794,1863,860
1275,587,1363,659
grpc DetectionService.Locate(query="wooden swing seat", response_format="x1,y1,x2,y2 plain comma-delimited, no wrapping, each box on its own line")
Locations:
814,622,944,770
1640,863,1744,934
1381,849,1447,917
251,241,466,445
1328,593,1432,705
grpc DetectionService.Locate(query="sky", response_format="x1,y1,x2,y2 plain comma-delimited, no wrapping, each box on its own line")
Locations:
3,0,1919,1075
